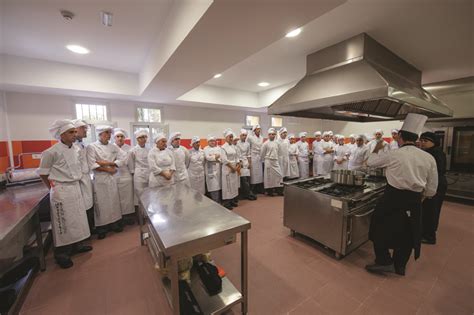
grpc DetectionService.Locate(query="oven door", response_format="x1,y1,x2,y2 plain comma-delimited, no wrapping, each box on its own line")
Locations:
342,201,376,255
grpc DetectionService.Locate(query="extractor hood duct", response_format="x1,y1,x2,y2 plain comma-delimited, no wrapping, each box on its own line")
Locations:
268,33,453,122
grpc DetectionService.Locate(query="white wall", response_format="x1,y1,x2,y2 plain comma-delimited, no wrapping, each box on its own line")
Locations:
0,91,7,141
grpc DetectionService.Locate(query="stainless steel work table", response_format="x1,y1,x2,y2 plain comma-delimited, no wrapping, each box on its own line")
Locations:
139,183,251,315
0,182,49,272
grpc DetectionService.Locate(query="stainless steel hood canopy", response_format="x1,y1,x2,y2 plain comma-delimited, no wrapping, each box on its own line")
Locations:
268,33,453,122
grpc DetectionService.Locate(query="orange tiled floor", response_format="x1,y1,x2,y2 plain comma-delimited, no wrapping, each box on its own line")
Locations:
20,196,473,315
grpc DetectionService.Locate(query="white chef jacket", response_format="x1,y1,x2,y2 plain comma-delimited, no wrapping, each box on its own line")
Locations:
148,147,176,188
247,134,264,184
188,148,206,194
348,145,369,171
368,139,390,153
38,142,83,182
236,140,251,177
333,144,350,170
390,140,399,150
296,140,310,179
221,143,239,200
317,140,335,175
114,143,133,177
204,145,222,192
114,143,134,215
131,145,150,205
277,138,290,178
367,144,438,197
261,139,282,188
74,141,94,210
288,143,300,178
169,145,190,184
312,140,322,175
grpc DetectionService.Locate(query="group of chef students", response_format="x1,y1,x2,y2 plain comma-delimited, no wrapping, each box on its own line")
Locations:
38,116,446,274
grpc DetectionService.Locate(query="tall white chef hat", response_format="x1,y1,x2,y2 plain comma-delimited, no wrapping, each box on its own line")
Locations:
355,134,364,140
191,136,200,145
349,134,356,139
113,128,127,137
268,127,276,134
299,131,307,138
374,129,384,135
223,129,234,137
279,127,287,134
134,129,148,139
48,119,76,140
288,134,296,139
322,131,329,137
207,134,216,141
95,125,113,135
240,129,248,135
391,129,399,134
154,133,167,143
328,131,334,136
338,134,346,139
252,124,261,132
400,113,427,135
314,131,322,136
72,119,88,128
169,132,181,142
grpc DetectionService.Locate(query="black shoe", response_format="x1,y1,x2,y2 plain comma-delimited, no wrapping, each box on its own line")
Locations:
247,196,257,201
124,218,135,225
112,225,124,233
224,205,233,210
73,245,93,254
421,238,436,245
365,263,395,274
231,201,238,207
55,257,73,269
395,267,406,276
98,232,106,240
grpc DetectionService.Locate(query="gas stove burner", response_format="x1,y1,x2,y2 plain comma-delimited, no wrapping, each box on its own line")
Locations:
294,178,332,189
318,184,366,197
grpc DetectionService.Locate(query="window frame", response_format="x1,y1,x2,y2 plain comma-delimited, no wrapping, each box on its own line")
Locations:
135,104,164,123
271,116,283,128
245,114,261,127
73,99,110,123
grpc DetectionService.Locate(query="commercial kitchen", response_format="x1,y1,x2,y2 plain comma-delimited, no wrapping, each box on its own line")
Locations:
0,0,472,314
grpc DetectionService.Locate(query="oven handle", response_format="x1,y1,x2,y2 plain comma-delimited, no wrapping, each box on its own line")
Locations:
354,208,375,217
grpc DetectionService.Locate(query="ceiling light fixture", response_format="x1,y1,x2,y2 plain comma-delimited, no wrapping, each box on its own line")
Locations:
213,73,222,79
258,82,270,87
100,11,113,27
66,44,90,54
285,28,302,38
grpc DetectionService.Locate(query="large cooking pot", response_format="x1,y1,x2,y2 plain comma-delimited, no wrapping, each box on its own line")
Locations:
330,170,365,186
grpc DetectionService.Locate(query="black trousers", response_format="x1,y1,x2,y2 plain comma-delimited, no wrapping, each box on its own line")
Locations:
86,207,95,233
422,186,447,241
374,243,412,272
239,176,255,199
207,190,221,204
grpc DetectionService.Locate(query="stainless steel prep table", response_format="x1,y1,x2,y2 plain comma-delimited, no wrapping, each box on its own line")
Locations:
139,183,251,315
0,182,49,272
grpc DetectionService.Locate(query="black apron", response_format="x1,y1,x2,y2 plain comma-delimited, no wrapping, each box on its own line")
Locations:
369,184,423,260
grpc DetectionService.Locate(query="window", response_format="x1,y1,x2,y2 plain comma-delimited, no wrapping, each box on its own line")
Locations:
130,122,169,147
75,103,108,121
137,107,162,123
245,115,260,127
271,117,283,128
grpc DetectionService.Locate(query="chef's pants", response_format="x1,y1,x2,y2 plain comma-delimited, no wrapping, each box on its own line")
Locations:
86,207,95,234
208,190,221,204
422,186,446,242
373,243,412,272
239,176,255,199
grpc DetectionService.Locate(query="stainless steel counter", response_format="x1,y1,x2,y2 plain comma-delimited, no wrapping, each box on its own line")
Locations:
139,183,251,315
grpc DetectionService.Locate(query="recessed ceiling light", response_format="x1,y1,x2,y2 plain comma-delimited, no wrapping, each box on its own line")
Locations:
213,73,222,79
258,82,270,87
66,45,90,54
285,28,302,38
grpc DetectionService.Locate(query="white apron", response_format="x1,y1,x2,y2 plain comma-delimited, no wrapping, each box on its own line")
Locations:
236,141,251,177
188,148,205,194
297,141,309,179
221,143,239,200
312,140,322,178
277,138,290,178
170,146,190,185
317,141,335,175
288,143,300,179
75,142,94,210
131,145,150,206
114,144,135,215
248,134,263,184
261,140,283,189
333,144,350,171
50,181,90,246
204,146,222,192
148,148,176,188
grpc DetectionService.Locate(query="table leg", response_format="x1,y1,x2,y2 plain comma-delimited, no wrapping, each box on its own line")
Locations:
34,211,46,271
169,257,180,315
241,230,248,314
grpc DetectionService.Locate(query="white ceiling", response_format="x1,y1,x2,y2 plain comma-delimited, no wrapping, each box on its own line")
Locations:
207,0,474,92
1,0,173,73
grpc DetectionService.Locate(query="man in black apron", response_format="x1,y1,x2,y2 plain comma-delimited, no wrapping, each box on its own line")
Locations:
365,114,439,276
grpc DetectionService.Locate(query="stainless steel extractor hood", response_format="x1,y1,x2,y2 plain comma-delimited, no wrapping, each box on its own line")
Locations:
268,33,453,122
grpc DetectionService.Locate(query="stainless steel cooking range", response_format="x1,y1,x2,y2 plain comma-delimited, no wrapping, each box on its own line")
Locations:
283,176,386,259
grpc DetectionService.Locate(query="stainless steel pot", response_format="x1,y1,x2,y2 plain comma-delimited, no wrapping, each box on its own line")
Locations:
330,170,365,186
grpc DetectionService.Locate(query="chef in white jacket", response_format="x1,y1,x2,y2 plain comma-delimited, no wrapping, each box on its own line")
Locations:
87,125,125,239
131,130,150,206
277,127,290,180
148,133,176,188
333,135,350,170
113,128,135,225
368,129,390,153
288,134,300,179
168,132,190,185
296,132,310,179
317,131,335,175
348,135,369,171
247,124,264,194
390,129,400,150
347,134,357,154
204,135,222,203
261,128,283,196
38,119,92,268
72,119,95,233
188,136,205,194
236,129,256,201
221,129,240,210
312,131,322,176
